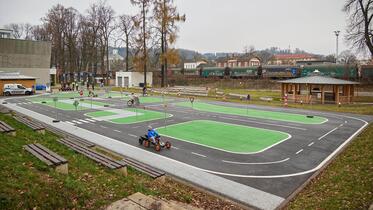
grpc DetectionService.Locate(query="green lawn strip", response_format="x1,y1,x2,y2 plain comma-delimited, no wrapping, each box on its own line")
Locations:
0,113,237,209
110,108,171,124
286,123,373,210
157,120,289,153
177,102,327,124
86,111,117,118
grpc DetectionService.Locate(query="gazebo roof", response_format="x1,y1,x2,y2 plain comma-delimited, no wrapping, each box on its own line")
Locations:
278,75,359,85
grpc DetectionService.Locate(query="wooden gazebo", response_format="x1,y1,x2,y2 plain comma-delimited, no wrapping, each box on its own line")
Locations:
278,74,359,104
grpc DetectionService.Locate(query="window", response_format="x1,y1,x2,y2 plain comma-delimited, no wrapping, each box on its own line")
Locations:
17,85,26,89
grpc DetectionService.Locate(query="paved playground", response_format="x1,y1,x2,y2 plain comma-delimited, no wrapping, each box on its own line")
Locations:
2,90,371,209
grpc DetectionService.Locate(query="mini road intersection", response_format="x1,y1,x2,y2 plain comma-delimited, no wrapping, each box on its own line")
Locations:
3,93,371,209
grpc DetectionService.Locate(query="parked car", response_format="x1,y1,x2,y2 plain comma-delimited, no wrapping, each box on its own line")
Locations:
3,84,33,96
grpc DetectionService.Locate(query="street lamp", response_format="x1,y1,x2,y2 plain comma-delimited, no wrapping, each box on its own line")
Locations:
334,30,340,63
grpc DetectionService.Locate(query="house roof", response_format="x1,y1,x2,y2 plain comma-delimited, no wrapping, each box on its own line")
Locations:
0,72,37,80
278,75,359,85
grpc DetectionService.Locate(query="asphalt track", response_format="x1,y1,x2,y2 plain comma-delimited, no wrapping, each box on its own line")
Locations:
3,93,372,208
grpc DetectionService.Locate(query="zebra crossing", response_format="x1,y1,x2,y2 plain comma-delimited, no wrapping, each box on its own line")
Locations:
17,102,33,105
65,118,103,125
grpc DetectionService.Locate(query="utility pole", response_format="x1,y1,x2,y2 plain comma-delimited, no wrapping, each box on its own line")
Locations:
334,30,340,63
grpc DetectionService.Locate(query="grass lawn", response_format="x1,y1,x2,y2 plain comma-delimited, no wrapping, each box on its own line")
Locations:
157,120,289,153
177,102,327,124
109,108,171,124
0,114,240,210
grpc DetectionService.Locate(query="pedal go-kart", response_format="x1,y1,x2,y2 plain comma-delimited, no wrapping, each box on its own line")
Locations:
138,135,171,151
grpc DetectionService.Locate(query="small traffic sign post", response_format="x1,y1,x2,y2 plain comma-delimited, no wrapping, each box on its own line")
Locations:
246,94,250,116
53,97,59,123
189,97,195,109
73,100,79,111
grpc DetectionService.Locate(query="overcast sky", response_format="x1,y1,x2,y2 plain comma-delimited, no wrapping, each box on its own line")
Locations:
0,0,350,55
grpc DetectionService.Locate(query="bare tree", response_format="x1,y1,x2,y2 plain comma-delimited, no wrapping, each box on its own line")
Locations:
339,50,358,64
23,23,33,40
4,23,24,38
344,0,373,57
119,14,137,72
31,24,50,41
153,0,185,87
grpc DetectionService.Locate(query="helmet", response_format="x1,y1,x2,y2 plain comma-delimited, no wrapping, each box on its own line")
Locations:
148,125,152,130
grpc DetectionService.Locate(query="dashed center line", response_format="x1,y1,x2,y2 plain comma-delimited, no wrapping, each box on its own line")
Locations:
295,149,303,155
128,134,138,138
100,125,108,129
308,142,314,147
191,152,207,158
172,146,179,150
113,130,121,133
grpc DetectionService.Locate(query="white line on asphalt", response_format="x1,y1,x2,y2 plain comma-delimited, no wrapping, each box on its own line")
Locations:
85,118,96,122
128,134,138,138
113,129,121,133
219,116,307,131
296,149,303,155
100,125,108,129
191,152,207,158
308,142,314,147
222,158,290,165
172,146,179,150
132,126,140,129
72,120,82,124
79,119,89,123
65,121,75,125
318,126,340,140
344,120,347,124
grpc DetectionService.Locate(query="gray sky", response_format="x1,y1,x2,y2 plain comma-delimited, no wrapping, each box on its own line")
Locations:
0,0,349,55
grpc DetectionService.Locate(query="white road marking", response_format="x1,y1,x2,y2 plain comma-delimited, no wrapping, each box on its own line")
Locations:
79,119,89,123
128,134,138,138
85,118,96,122
222,158,290,165
344,120,347,123
72,120,82,124
318,126,340,140
219,116,307,131
100,125,108,129
191,152,206,158
113,129,121,133
132,126,140,129
65,121,75,125
172,146,179,150
296,149,303,155
308,142,314,147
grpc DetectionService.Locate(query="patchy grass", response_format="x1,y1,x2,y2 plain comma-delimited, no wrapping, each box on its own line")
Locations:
0,114,242,210
285,123,373,210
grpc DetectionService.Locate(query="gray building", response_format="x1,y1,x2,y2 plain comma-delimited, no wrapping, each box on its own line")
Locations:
0,38,51,84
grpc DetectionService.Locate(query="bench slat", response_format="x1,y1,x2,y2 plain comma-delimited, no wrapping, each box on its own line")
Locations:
0,121,15,132
27,144,63,165
24,145,54,166
34,143,67,163
14,116,45,131
58,139,124,169
123,158,165,178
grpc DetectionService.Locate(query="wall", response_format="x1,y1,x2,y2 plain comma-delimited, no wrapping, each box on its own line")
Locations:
116,72,153,87
0,39,51,84
0,79,36,95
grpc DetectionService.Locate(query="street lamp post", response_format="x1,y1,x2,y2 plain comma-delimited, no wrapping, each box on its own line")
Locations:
334,30,340,63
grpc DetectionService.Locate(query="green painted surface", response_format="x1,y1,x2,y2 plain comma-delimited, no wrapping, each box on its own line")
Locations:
110,108,171,124
122,96,171,104
177,102,327,124
30,99,88,111
86,111,117,117
157,120,289,153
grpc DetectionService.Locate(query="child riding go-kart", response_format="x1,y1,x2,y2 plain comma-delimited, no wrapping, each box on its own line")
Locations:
139,126,171,151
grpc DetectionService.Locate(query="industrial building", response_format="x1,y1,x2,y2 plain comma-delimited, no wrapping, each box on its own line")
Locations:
0,37,51,85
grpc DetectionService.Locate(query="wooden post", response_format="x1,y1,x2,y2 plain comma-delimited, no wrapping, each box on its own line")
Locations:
281,83,285,97
336,85,340,104
347,84,351,103
293,84,296,102
321,85,325,104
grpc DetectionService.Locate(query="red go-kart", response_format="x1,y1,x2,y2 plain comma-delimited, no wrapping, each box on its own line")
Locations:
139,135,171,151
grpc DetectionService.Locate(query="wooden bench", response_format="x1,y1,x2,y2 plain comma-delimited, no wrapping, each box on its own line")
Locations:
0,120,16,136
14,115,46,134
123,157,165,182
58,138,127,176
46,126,95,148
24,143,68,174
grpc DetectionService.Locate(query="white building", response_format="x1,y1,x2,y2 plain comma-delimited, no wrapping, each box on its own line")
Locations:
115,71,153,87
0,29,14,39
183,61,207,69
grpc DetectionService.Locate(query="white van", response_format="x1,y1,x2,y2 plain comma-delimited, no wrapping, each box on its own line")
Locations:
3,84,33,96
